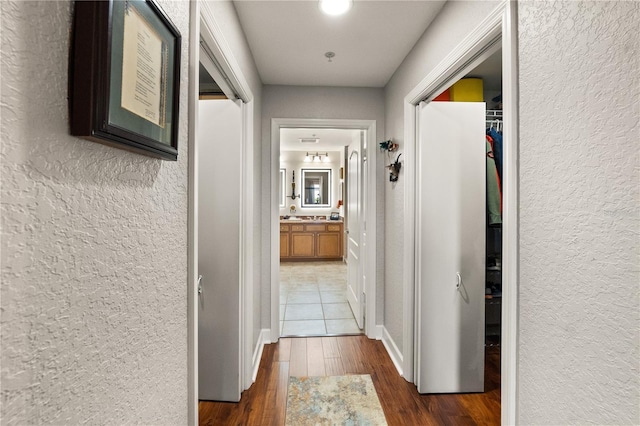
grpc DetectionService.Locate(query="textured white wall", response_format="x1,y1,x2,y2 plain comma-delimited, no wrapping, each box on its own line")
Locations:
518,1,639,423
260,85,385,328
383,0,499,353
1,1,189,423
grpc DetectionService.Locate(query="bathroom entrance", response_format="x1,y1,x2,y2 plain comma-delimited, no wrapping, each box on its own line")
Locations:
270,119,378,342
278,128,362,336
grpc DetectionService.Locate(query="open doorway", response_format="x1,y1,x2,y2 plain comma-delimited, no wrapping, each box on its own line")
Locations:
414,48,503,396
278,129,362,337
189,2,257,410
197,53,244,404
402,2,518,422
269,119,378,343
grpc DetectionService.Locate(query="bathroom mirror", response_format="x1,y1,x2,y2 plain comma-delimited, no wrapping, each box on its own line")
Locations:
279,168,286,207
301,169,331,208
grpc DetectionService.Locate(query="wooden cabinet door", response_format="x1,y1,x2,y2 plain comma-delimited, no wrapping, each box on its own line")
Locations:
290,233,315,257
280,232,290,258
317,232,342,258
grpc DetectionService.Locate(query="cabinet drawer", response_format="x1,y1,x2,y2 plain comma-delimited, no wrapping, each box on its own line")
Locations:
327,224,341,232
280,224,289,232
291,224,304,232
305,224,326,232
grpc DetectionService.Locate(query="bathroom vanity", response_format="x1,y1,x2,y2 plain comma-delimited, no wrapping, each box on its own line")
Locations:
280,218,344,261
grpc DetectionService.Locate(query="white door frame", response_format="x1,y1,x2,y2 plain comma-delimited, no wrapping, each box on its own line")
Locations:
270,119,378,342
188,1,256,423
402,1,518,424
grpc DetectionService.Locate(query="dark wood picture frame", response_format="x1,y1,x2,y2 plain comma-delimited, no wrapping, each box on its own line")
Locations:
69,0,181,160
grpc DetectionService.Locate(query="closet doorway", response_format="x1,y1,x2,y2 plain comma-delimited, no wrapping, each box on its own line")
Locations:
278,129,362,337
403,2,518,422
187,1,257,414
415,48,503,394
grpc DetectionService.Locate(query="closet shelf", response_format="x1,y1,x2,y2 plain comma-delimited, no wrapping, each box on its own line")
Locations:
486,109,503,119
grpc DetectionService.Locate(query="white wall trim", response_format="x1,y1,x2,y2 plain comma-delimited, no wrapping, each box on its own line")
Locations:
187,2,200,425
404,5,504,105
382,327,404,377
402,1,518,424
199,3,252,103
374,324,383,340
270,118,378,341
251,329,271,382
240,101,255,392
501,2,520,424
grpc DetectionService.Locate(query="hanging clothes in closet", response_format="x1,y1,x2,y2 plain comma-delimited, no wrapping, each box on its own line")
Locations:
485,110,504,227
485,138,502,226
488,127,503,185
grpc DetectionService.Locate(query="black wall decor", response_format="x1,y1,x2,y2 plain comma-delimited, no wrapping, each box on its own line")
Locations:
69,0,181,160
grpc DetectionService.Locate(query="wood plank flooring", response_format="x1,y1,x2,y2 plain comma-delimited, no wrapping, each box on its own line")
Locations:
199,336,501,425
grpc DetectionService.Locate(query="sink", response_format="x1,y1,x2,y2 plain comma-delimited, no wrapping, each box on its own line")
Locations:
287,217,302,221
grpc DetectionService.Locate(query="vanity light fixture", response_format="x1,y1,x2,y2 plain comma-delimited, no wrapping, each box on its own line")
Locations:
319,0,352,16
305,152,330,163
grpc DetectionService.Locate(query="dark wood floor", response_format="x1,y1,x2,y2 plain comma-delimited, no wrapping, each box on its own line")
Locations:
199,336,501,425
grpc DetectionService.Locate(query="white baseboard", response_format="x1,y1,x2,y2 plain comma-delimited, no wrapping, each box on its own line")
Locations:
251,329,270,382
381,326,404,376
374,324,383,340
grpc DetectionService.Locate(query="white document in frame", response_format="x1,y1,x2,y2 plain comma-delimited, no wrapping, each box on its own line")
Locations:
121,5,165,127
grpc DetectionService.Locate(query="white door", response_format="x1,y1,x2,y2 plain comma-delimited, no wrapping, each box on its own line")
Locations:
198,99,242,402
416,101,486,393
346,137,363,329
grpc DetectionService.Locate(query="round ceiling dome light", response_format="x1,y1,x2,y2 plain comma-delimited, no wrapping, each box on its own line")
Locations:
319,0,352,16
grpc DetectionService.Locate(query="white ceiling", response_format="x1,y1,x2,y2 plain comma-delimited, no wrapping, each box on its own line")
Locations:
280,128,360,151
233,0,447,87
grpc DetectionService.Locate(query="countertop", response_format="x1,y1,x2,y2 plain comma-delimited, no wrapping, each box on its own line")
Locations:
280,217,343,224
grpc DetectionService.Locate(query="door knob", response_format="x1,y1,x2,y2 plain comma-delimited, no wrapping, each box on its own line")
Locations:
197,275,203,295
456,272,461,290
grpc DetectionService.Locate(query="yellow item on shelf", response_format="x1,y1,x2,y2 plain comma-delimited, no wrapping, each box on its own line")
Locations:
450,78,483,102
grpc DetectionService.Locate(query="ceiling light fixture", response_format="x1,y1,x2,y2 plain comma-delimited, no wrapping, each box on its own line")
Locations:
319,0,352,16
324,51,335,63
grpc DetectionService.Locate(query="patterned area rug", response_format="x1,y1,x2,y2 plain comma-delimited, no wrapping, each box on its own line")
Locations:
285,374,388,425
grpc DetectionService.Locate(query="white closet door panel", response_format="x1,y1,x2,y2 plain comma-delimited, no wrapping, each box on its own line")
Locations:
198,99,243,402
346,137,363,329
417,101,485,394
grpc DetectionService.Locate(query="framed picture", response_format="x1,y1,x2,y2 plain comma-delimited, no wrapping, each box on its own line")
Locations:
69,0,181,160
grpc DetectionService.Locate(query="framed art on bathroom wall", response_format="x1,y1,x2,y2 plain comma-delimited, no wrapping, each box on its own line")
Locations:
69,0,181,160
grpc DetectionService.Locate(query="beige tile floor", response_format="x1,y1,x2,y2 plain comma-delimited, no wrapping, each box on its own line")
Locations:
280,261,362,337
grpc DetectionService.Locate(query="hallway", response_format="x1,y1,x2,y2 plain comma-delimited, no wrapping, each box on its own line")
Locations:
198,336,501,425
